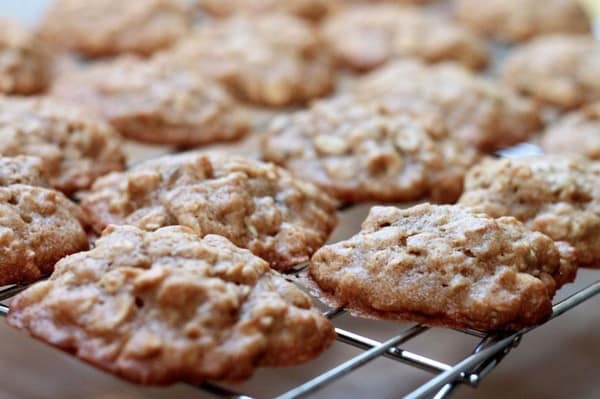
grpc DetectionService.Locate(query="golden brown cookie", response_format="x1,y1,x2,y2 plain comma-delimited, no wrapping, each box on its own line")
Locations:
7,225,335,385
157,14,334,106
51,57,250,147
455,0,591,43
0,156,47,187
0,96,125,195
502,35,600,109
197,0,339,21
262,97,479,203
39,0,191,57
0,18,51,95
309,204,577,331
352,60,541,152
322,4,488,71
80,152,337,271
459,156,600,268
0,184,88,286
542,103,600,160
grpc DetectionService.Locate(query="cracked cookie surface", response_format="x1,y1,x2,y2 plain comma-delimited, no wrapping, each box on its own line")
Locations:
309,204,577,331
459,156,600,267
0,156,47,187
80,152,337,271
0,96,125,195
8,225,335,385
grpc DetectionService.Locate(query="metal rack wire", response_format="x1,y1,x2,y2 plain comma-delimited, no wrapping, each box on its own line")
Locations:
1,278,598,399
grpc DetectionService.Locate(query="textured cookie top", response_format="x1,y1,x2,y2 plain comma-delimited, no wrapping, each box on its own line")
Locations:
352,60,541,152
309,204,577,331
502,35,600,109
0,96,125,195
459,156,600,267
322,4,488,71
262,97,479,203
159,14,334,106
51,57,249,147
197,0,338,21
0,18,51,94
542,103,600,160
455,0,590,43
39,0,191,57
8,225,335,385
0,156,47,187
0,184,88,286
80,152,337,271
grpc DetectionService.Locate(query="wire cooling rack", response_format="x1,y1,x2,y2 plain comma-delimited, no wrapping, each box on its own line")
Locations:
0,275,598,399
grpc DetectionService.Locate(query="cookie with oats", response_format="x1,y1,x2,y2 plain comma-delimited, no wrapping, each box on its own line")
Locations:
459,156,600,267
309,204,577,331
455,0,590,43
197,0,338,21
0,96,125,195
541,103,600,160
502,35,600,109
0,184,88,286
39,0,191,57
80,152,337,271
0,18,51,95
158,14,334,106
51,57,250,147
353,60,541,152
0,156,47,187
7,225,335,385
261,97,479,203
322,4,488,72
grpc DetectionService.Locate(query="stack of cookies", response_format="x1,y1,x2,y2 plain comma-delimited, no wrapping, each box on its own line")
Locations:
0,0,598,389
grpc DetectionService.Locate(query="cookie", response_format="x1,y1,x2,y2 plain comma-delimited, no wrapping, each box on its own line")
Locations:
455,0,590,43
502,35,600,109
261,97,479,203
51,57,250,147
0,96,126,195
0,156,47,187
541,103,600,160
7,225,335,385
39,0,191,57
197,0,338,21
352,60,541,152
80,152,337,271
309,203,577,331
0,184,88,286
157,14,334,106
322,4,488,72
0,18,51,94
458,156,600,268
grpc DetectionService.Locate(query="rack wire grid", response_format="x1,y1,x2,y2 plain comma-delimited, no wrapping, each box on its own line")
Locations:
0,271,598,399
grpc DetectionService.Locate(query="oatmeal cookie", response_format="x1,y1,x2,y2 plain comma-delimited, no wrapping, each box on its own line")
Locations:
80,153,337,271
7,225,335,385
309,204,577,331
541,103,600,160
0,184,88,286
455,0,591,43
0,18,51,95
0,156,47,187
0,96,125,195
459,156,600,267
353,60,541,152
51,57,249,147
39,0,191,57
502,35,600,109
157,14,334,106
262,97,479,203
322,4,488,72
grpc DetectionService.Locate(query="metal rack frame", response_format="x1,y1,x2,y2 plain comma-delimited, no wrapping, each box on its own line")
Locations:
1,277,598,399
